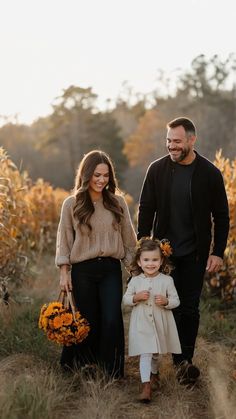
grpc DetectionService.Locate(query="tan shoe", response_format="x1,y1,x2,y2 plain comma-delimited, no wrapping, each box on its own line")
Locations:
139,382,151,403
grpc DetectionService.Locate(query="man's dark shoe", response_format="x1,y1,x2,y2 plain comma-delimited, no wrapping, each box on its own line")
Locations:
150,372,160,390
176,361,200,385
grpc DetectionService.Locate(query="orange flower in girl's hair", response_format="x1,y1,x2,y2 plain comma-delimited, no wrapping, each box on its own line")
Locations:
160,240,172,257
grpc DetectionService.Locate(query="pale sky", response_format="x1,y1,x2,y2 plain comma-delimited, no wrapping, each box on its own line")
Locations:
0,0,235,124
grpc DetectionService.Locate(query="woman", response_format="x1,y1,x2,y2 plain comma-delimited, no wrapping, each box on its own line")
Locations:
56,150,136,378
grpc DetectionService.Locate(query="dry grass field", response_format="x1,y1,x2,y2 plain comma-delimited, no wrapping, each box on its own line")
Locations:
0,255,235,419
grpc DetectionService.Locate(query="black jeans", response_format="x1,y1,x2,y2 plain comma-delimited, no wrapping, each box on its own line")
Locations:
60,257,124,378
170,252,207,365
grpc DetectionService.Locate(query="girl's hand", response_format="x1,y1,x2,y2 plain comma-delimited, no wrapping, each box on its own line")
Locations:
60,265,72,292
133,290,150,303
155,294,168,306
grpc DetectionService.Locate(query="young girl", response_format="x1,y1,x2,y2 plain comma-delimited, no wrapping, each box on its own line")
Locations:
123,237,181,402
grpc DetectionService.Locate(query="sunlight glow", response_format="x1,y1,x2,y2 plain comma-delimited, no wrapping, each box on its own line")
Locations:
0,0,235,124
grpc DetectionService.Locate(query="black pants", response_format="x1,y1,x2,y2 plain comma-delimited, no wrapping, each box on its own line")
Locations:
60,257,124,378
170,252,207,365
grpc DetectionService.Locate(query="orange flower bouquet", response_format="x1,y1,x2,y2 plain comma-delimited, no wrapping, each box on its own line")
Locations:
38,291,90,346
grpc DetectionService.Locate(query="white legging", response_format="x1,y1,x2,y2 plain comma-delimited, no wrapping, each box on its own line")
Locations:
139,353,159,383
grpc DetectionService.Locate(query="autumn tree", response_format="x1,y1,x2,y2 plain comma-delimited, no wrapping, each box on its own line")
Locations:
177,54,236,98
39,85,127,188
0,122,37,172
123,109,166,169
173,54,236,159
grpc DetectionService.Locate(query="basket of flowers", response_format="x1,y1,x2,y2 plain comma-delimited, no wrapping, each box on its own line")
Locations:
38,291,90,346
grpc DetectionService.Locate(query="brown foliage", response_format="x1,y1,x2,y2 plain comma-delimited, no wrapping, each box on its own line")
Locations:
0,147,68,285
123,109,166,168
207,150,236,300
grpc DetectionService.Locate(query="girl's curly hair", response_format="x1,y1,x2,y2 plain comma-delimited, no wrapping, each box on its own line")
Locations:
130,237,173,276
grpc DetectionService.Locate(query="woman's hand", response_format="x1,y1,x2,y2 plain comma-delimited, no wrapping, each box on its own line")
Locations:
59,265,72,292
133,290,150,303
155,294,168,306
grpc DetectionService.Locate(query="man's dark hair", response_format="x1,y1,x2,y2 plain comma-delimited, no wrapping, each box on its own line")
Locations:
167,117,196,136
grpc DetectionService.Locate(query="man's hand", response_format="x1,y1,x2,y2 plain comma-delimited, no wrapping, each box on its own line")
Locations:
206,255,223,273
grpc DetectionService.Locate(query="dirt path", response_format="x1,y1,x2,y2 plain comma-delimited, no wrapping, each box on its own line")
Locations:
5,253,234,419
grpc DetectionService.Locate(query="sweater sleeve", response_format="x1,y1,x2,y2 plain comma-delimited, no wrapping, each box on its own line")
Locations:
122,277,137,306
137,163,157,240
119,195,136,269
55,196,75,267
210,168,229,258
164,276,180,310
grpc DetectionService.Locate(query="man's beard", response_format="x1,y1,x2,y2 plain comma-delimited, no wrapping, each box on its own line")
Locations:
169,147,190,163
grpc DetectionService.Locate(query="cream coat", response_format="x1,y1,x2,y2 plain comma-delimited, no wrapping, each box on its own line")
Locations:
123,273,181,356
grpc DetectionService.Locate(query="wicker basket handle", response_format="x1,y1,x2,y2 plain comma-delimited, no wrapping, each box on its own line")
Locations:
67,290,77,321
57,290,77,322
58,290,66,305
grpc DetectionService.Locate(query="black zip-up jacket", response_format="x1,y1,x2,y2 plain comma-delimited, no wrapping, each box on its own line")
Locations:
137,152,229,259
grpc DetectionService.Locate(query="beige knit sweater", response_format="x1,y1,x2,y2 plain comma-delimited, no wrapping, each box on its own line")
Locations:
55,194,136,269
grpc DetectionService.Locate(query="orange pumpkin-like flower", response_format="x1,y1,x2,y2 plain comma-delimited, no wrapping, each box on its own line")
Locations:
53,316,64,329
61,312,73,326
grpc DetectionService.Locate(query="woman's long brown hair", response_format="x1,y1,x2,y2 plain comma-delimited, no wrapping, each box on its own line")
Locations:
73,150,123,231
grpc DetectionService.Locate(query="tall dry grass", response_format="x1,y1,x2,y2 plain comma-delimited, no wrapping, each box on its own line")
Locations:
0,355,77,419
0,253,235,418
208,351,236,419
0,280,235,419
0,147,68,287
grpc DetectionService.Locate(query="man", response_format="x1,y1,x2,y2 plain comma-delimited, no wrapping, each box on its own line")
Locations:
137,117,229,384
